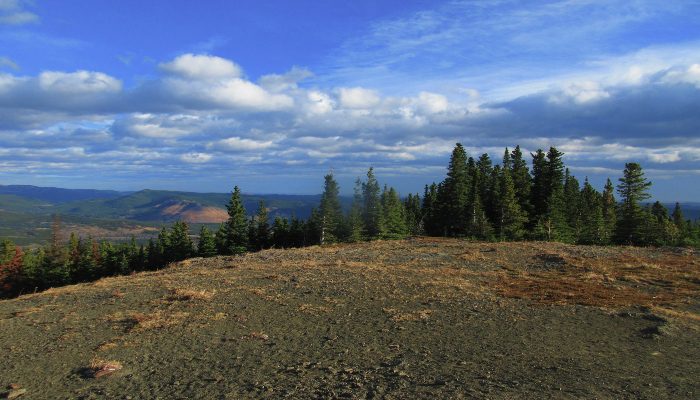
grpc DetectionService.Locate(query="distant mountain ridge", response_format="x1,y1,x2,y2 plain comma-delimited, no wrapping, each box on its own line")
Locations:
0,185,124,203
0,185,328,223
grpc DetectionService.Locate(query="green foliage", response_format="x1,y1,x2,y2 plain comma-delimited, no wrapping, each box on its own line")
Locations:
250,200,271,250
221,186,249,255
615,162,652,245
440,143,470,235
404,193,422,236
317,173,343,244
197,226,217,258
346,178,365,242
362,167,385,239
496,167,527,240
381,186,408,239
578,179,605,245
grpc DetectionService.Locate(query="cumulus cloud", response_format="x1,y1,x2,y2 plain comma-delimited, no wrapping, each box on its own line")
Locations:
160,53,242,80
38,71,122,94
215,137,275,151
338,87,381,109
0,50,698,199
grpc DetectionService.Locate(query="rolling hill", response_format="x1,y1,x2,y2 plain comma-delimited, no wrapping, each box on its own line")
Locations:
0,238,697,398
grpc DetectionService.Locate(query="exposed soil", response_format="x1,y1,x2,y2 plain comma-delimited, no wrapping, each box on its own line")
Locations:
1,238,698,399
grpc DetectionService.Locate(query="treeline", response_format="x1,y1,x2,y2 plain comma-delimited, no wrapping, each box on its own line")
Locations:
2,143,699,298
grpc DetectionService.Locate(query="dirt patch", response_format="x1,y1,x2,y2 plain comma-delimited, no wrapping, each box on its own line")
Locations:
0,238,698,399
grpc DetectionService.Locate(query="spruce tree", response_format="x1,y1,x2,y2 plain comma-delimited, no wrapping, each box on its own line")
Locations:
530,149,548,222
169,221,194,262
510,145,533,219
537,147,571,242
601,178,617,244
271,217,290,248
476,153,495,224
563,169,582,242
197,226,217,257
441,143,470,235
467,164,493,239
497,166,527,240
381,186,408,239
318,173,343,244
222,186,249,254
579,178,605,244
404,193,422,235
362,167,385,239
615,162,652,245
346,178,365,242
252,200,270,250
421,183,439,236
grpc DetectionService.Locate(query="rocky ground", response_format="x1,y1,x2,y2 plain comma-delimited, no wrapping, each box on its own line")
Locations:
0,238,698,399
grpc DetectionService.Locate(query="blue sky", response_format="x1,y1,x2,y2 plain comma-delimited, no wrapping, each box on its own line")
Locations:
1,0,699,200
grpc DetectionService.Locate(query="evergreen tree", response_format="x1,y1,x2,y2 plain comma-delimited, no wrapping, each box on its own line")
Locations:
563,169,582,242
421,183,440,236
476,153,495,224
168,221,194,262
156,227,171,263
251,200,271,250
346,178,365,242
318,173,343,244
362,167,385,239
496,166,527,240
271,217,290,248
288,217,305,247
510,145,532,219
381,186,408,239
578,178,605,245
222,186,249,254
146,238,161,270
441,143,470,235
615,162,652,245
601,178,617,244
404,193,422,235
530,149,548,221
671,203,685,229
535,147,571,242
497,166,527,240
467,163,493,239
197,226,218,257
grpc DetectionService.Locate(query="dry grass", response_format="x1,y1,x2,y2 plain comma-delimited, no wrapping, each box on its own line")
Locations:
166,288,214,301
490,243,700,309
86,358,122,378
107,310,190,332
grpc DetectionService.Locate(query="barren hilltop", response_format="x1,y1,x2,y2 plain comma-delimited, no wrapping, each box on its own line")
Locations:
1,238,699,399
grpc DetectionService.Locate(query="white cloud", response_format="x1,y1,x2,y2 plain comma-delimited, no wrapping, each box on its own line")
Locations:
661,64,700,88
415,91,449,114
159,54,294,111
181,152,213,163
550,81,610,104
0,0,38,25
258,66,313,93
338,87,381,109
38,71,122,94
215,137,275,151
160,53,242,80
304,90,335,115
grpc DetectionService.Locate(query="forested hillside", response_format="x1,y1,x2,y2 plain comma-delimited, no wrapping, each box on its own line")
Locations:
1,144,699,298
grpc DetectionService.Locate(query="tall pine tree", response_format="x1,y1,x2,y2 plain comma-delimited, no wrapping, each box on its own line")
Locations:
615,162,652,245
